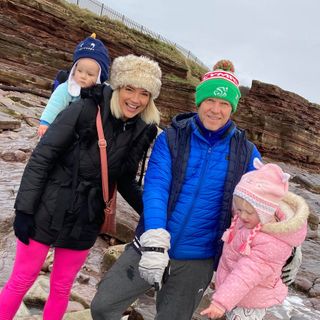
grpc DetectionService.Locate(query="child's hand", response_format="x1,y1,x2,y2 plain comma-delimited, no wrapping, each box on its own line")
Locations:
200,303,225,319
38,124,49,137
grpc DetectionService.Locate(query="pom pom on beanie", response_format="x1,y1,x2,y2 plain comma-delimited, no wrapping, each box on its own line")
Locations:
195,59,241,112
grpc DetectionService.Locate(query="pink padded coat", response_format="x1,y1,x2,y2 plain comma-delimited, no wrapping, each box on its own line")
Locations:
213,192,308,311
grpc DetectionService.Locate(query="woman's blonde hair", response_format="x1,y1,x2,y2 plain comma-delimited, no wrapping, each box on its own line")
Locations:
110,89,161,125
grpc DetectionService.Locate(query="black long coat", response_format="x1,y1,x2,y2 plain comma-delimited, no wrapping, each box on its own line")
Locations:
14,85,157,250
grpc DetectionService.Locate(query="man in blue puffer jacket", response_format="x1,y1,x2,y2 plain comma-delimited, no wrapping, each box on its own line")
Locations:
91,60,261,320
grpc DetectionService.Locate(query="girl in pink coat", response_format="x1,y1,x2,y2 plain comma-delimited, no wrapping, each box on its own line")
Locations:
201,158,309,320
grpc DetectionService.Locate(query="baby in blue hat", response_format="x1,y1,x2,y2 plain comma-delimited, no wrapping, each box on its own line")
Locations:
38,33,110,137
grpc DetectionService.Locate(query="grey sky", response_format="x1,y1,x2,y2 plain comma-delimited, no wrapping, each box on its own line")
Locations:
101,0,319,103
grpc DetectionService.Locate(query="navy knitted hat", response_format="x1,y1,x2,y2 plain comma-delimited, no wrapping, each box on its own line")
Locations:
73,33,110,83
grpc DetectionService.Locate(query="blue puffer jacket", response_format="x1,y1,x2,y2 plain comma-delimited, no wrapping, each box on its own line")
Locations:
142,114,260,260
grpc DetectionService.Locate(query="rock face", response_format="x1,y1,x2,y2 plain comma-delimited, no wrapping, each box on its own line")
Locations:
0,0,197,125
234,81,320,172
0,0,319,171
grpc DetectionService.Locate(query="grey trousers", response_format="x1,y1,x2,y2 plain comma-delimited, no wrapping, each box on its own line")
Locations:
91,244,214,320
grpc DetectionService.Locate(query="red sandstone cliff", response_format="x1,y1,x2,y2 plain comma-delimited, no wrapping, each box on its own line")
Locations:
0,0,319,171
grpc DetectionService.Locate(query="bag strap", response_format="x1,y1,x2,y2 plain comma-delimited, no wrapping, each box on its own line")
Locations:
96,105,109,203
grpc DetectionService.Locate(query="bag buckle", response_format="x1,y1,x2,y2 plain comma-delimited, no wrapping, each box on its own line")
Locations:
98,139,107,147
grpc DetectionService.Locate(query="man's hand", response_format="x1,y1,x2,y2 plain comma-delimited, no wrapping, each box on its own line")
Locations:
138,228,170,290
282,246,302,285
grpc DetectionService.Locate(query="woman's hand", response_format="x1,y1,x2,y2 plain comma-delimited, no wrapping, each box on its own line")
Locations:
13,211,35,245
200,302,225,319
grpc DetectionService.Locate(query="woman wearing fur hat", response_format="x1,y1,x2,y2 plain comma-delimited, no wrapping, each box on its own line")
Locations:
201,159,309,320
37,33,111,137
0,54,161,319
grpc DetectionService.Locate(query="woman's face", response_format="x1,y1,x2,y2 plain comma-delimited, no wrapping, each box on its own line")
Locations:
118,85,151,120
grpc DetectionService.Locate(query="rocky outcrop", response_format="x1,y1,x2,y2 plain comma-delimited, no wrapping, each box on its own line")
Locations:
234,81,320,171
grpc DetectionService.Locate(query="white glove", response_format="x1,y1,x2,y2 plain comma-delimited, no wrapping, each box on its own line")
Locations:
138,228,171,290
282,246,302,285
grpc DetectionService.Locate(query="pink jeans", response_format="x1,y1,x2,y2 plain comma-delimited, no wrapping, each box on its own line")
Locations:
0,239,89,320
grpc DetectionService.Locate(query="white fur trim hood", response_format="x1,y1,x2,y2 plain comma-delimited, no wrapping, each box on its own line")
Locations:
262,192,309,235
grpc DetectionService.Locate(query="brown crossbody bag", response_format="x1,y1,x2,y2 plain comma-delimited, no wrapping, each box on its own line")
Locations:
96,105,117,234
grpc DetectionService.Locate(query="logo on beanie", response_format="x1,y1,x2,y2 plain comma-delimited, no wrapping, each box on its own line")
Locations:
78,42,96,51
214,87,228,97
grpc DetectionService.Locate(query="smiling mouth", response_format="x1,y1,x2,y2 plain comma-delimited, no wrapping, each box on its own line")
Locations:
126,103,139,110
207,115,220,120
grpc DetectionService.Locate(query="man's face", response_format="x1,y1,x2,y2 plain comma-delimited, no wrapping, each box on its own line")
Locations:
198,98,232,131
